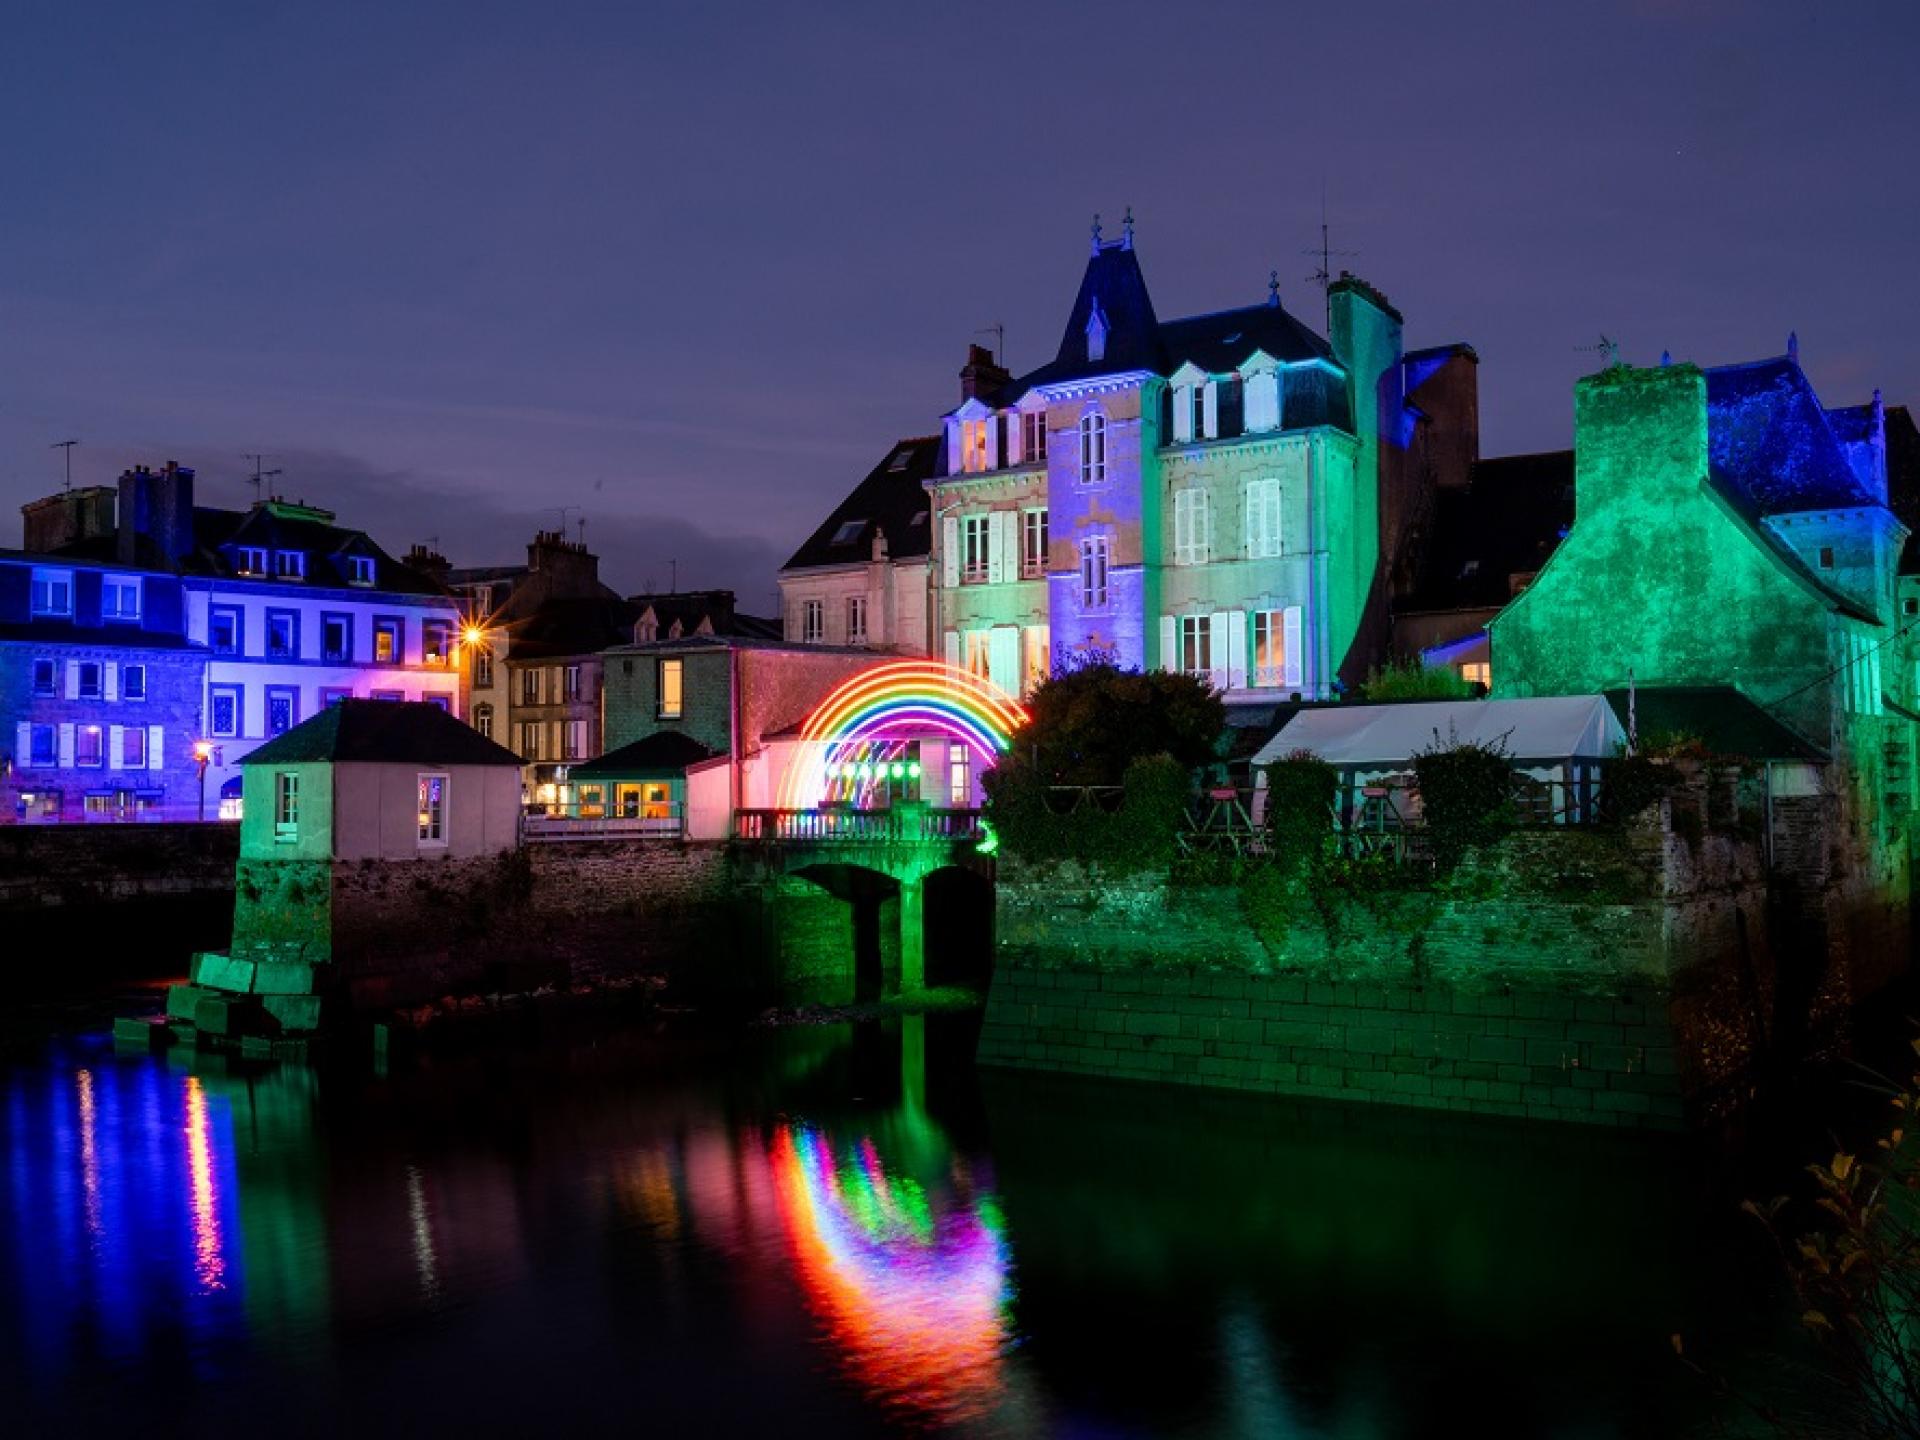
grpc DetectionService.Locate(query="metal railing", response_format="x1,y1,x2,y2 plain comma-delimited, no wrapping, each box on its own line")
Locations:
523,805,685,841
733,807,984,844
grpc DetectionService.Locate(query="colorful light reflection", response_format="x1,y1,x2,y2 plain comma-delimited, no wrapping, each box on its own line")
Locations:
768,1123,1012,1425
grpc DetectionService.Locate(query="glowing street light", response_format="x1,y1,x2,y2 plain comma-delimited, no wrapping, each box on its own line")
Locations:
192,740,214,823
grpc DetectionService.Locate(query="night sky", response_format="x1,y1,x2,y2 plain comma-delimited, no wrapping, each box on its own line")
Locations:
2,0,1913,612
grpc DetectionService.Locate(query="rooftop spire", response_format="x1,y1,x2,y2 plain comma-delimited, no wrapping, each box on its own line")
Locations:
1268,269,1280,308
1788,330,1799,365
1090,212,1102,256
1121,206,1134,250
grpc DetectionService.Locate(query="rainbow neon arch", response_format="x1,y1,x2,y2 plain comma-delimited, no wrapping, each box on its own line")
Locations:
778,661,1029,810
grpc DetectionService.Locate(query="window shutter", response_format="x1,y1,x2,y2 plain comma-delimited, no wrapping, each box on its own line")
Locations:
104,662,118,702
1283,607,1304,689
1244,483,1258,557
1273,367,1287,428
1227,610,1249,689
1208,611,1230,691
1202,381,1218,440
148,726,164,771
15,723,31,767
1159,615,1177,673
65,661,79,699
944,630,961,670
942,516,960,589
1199,491,1211,562
1173,386,1193,443
986,513,1005,585
988,626,1020,698
109,726,124,770
59,723,75,768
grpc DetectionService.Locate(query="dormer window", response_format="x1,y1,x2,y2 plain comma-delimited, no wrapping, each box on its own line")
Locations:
1086,299,1109,364
275,550,306,580
962,419,990,473
237,547,268,575
347,555,375,585
887,448,915,472
1022,411,1048,462
1190,384,1207,441
831,519,867,546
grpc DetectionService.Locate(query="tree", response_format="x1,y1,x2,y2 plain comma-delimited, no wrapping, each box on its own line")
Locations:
1359,657,1476,701
1006,660,1225,788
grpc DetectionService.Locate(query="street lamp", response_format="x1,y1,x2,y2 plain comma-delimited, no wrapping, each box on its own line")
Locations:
193,740,213,822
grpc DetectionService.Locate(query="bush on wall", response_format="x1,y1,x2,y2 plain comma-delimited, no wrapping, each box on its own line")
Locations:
1413,726,1517,869
986,752,1193,873
1263,750,1337,867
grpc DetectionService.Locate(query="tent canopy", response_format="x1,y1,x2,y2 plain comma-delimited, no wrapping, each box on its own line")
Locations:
1250,696,1626,771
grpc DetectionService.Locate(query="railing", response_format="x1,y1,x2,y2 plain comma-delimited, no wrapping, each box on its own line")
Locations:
523,806,684,841
733,808,984,844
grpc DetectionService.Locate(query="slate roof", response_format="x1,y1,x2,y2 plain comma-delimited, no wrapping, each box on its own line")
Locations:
241,700,524,767
571,730,720,779
782,436,941,573
627,590,780,642
504,595,643,660
1399,451,1576,612
1705,358,1880,517
1601,685,1826,762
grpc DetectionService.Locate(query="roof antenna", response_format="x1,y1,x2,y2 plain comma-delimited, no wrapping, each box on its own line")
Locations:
547,505,580,537
1121,206,1134,251
577,515,588,548
973,322,1005,366
50,439,77,492
1303,180,1358,326
243,453,283,504
1576,334,1621,370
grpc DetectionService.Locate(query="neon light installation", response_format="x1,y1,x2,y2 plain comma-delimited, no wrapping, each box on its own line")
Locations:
768,1122,1012,1425
777,661,1029,810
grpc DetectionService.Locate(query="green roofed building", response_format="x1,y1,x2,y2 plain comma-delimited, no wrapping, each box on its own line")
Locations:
559,730,722,837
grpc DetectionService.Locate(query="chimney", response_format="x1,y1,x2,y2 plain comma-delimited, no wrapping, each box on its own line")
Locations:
21,485,117,554
526,528,601,596
403,543,451,583
960,343,1011,403
116,461,196,567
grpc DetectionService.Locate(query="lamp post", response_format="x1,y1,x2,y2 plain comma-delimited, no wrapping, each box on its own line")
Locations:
193,741,212,822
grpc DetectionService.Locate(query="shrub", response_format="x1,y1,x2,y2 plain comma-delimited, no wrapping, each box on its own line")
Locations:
1263,750,1337,866
1601,752,1681,825
985,752,1192,873
1359,657,1475,701
1014,661,1225,787
1412,726,1516,868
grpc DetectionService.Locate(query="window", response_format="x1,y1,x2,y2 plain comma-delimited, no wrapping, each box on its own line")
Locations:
1460,661,1491,690
266,687,297,737
347,555,375,585
1191,385,1207,441
1022,411,1048,463
949,744,971,808
274,550,306,580
520,722,541,760
371,689,403,702
210,606,242,655
210,687,240,738
1021,509,1049,578
521,668,541,704
563,663,581,701
1246,479,1283,559
474,644,494,687
1078,412,1107,485
102,575,141,622
123,664,146,701
560,720,583,761
236,547,268,575
847,596,868,646
1173,488,1211,566
28,725,55,767
1819,546,1835,570
373,618,401,664
78,662,102,699
1252,610,1287,689
962,514,992,583
1023,626,1051,696
30,568,73,617
31,659,55,697
473,703,494,739
1178,615,1211,677
831,519,867,545
658,658,683,718
321,686,352,707
275,772,299,842
122,726,146,768
266,610,298,659
962,630,992,682
962,419,990,473
322,614,351,663
75,725,104,768
423,621,452,666
802,599,825,644
888,448,915,472
1079,535,1110,610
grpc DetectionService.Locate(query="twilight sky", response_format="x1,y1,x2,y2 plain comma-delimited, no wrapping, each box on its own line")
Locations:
2,0,1914,613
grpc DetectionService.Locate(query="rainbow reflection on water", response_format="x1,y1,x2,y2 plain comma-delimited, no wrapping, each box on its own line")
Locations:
768,1122,1012,1426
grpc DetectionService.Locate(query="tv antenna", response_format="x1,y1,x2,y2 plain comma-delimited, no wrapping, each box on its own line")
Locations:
548,505,580,537
50,439,78,491
1303,181,1359,300
1576,334,1621,369
243,453,283,504
974,322,1005,366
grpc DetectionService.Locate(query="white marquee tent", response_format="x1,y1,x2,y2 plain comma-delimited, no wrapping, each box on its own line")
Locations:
1250,696,1626,771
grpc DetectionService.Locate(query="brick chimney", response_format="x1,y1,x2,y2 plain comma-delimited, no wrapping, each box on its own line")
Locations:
403,544,451,583
526,529,601,596
960,343,1011,403
21,485,117,554
116,461,197,567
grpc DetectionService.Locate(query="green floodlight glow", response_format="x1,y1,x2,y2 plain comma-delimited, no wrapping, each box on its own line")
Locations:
908,761,922,778
975,819,999,857
858,762,873,780
889,761,905,779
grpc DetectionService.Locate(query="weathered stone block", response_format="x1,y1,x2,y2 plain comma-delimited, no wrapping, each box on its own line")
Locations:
192,993,263,1037
190,952,257,993
253,960,318,996
112,1016,174,1050
165,983,212,1021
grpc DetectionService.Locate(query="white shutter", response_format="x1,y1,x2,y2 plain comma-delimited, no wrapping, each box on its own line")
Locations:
1173,387,1193,443
944,630,961,670
58,723,75,768
1247,371,1277,432
104,662,118,701
148,726,164,771
1005,413,1021,467
109,726,124,770
1227,610,1249,690
65,661,79,699
1202,381,1218,440
15,723,31,769
1159,614,1177,673
999,511,1018,583
988,626,1020,698
1283,606,1304,690
1208,611,1230,692
942,516,960,589
1198,491,1211,563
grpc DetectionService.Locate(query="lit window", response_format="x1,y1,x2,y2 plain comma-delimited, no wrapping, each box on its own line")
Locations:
1246,479,1283,559
1461,661,1491,690
962,630,992,682
831,519,867,546
31,659,56,696
236,547,268,575
1021,510,1049,578
1173,488,1211,566
949,744,971,808
802,600,824,644
1178,615,1212,678
275,772,299,842
1079,535,1109,610
123,664,146,701
1022,412,1048,463
962,514,992,583
659,658,683,718
563,663,581,700
418,774,446,845
122,726,147,768
102,575,142,621
374,620,401,664
76,725,104,768
847,596,868,646
29,568,72,617
1023,626,1051,697
424,622,452,666
347,555,375,585
1078,412,1107,485
563,720,585,760
962,419,990,473
274,551,306,580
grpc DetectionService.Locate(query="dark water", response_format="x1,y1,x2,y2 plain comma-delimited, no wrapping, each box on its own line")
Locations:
0,1011,1796,1438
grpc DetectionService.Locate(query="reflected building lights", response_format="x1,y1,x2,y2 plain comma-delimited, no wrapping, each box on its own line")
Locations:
184,1076,226,1293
